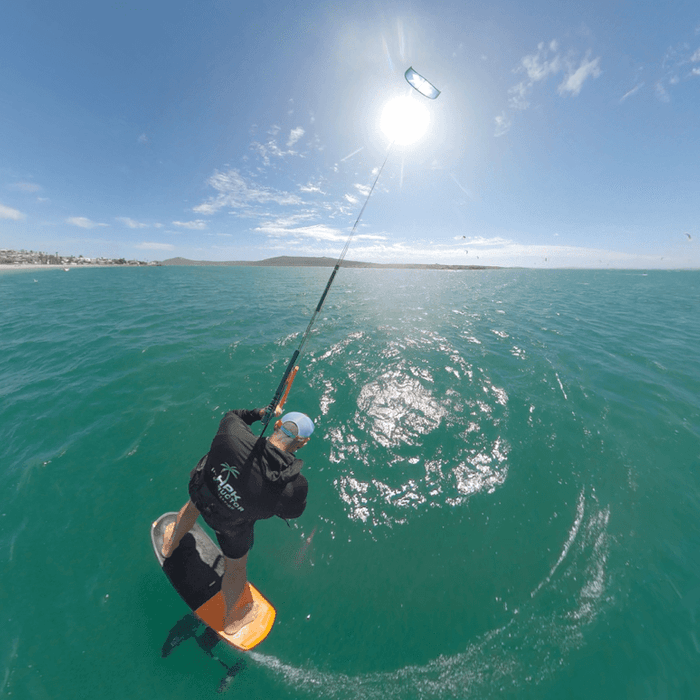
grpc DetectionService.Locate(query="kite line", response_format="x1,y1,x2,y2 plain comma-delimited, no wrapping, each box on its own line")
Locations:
260,67,440,433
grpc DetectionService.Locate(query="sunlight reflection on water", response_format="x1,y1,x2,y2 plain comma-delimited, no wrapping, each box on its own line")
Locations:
315,320,512,529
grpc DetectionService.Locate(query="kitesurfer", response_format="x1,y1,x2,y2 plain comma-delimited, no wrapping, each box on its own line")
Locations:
162,406,314,634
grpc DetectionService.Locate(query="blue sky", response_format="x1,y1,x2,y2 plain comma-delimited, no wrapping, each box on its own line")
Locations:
1,0,698,268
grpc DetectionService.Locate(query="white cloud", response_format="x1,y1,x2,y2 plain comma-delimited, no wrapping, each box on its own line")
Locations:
558,54,602,96
0,203,25,220
138,133,148,144
287,127,305,148
66,216,108,228
135,242,174,250
344,194,358,205
172,220,207,230
354,184,371,197
690,47,700,62
117,217,149,228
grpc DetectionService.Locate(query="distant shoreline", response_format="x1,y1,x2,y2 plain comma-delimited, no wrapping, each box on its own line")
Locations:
159,255,501,271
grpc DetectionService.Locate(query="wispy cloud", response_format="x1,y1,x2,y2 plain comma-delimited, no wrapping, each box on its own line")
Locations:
193,169,303,215
450,174,475,199
8,182,42,193
655,81,670,103
66,216,108,228
299,180,325,194
340,146,364,162
654,39,700,100
496,40,601,136
494,112,513,138
0,203,25,220
117,217,150,228
619,83,644,102
317,236,693,269
135,242,174,250
558,53,602,96
254,220,388,248
191,116,387,257
458,236,511,246
254,222,349,242
172,219,207,230
250,125,310,165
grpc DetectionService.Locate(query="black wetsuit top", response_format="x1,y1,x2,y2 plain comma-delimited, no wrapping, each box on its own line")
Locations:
198,408,308,523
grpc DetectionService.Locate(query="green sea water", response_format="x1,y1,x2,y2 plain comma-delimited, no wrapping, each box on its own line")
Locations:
1,266,699,699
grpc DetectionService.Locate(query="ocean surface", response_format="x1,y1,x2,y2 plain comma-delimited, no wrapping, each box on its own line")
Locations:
1,266,699,699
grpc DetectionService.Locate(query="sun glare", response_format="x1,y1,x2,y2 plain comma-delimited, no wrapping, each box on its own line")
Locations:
380,96,430,146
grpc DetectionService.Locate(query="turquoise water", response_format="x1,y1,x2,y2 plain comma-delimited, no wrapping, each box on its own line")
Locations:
1,266,699,699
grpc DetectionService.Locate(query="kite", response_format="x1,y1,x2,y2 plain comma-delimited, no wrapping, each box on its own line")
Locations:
405,67,441,99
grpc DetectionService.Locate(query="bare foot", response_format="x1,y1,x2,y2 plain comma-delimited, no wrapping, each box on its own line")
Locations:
161,522,176,558
223,602,259,636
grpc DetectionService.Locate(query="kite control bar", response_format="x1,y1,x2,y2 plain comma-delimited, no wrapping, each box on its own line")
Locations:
279,365,298,409
260,360,299,432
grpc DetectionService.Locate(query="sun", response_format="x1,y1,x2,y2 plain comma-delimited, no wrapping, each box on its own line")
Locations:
380,96,430,146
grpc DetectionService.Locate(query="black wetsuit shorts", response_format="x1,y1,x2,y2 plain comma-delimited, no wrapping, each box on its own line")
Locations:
188,461,255,559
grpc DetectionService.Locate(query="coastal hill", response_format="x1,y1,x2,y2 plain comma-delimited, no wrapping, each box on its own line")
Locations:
160,256,499,271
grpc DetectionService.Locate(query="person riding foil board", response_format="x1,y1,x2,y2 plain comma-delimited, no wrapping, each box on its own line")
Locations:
161,406,314,634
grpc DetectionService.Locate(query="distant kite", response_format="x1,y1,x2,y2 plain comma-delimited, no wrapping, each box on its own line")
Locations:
685,233,692,240
405,67,441,99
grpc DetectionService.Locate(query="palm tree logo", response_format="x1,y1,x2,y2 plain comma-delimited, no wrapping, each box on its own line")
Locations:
219,462,240,486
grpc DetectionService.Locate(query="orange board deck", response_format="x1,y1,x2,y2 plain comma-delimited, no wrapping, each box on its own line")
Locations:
151,512,276,652
194,583,275,651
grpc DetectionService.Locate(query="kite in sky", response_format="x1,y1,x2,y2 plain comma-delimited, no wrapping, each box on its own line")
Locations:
405,67,441,99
